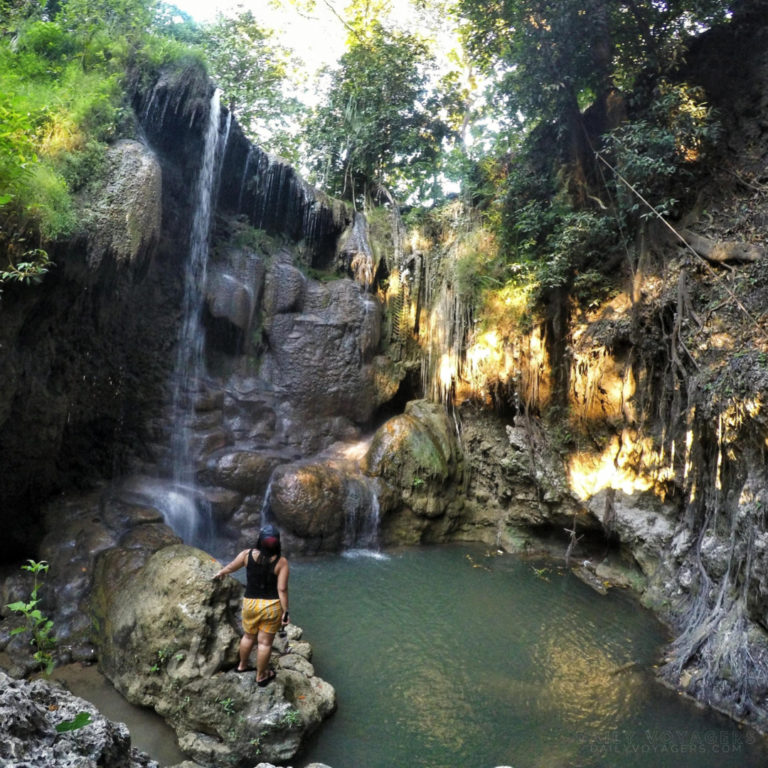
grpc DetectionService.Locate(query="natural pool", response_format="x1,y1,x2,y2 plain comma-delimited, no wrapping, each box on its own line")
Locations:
291,544,768,768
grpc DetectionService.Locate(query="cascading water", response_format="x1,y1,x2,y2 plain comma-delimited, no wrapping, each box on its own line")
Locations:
342,480,383,554
162,89,226,546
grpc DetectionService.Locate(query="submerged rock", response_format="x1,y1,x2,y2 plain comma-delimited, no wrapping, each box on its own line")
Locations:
0,670,157,767
90,543,335,766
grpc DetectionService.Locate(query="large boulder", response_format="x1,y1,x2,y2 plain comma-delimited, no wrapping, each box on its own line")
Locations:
205,249,267,334
363,400,465,543
0,670,157,767
91,544,335,766
80,139,162,270
269,457,384,553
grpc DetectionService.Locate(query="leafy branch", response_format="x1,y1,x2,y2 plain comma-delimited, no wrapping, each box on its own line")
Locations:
0,249,53,288
6,559,56,675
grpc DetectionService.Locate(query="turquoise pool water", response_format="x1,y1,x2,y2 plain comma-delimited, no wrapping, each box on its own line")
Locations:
290,545,768,768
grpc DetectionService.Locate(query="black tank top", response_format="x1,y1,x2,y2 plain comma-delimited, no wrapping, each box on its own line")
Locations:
245,549,279,599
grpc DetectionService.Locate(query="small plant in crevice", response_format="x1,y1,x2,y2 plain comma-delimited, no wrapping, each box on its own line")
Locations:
55,711,93,733
216,696,236,716
280,708,302,728
149,647,182,674
249,729,268,754
6,559,56,675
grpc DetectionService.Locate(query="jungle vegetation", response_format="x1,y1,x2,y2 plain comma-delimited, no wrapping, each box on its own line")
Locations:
0,0,742,311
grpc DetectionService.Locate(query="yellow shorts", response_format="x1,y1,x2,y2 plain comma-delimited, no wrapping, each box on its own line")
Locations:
241,598,282,635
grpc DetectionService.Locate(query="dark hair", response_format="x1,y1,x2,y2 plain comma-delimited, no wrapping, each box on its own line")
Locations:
256,524,281,558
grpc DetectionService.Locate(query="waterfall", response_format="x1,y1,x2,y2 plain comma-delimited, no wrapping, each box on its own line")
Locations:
343,481,383,555
237,148,252,212
164,89,226,546
260,474,275,525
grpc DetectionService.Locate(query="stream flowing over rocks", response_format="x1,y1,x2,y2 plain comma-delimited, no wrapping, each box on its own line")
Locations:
3,7,768,762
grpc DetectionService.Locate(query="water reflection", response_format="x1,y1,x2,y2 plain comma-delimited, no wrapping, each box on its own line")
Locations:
533,625,636,729
294,545,768,768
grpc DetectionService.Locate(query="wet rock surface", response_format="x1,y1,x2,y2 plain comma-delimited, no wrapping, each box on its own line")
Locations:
79,139,162,270
0,487,183,676
363,400,465,544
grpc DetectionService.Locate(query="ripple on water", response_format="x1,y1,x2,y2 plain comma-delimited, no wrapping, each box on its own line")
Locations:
341,548,391,561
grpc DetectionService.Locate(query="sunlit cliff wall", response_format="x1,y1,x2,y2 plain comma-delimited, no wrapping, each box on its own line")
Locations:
380,6,768,732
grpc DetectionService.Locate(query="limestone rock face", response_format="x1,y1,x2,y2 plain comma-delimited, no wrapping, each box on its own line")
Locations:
456,404,582,550
0,670,157,768
268,456,383,554
261,275,386,426
81,139,162,270
91,544,335,766
205,256,265,333
363,400,465,543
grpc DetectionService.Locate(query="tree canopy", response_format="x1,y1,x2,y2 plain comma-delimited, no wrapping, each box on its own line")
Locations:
0,0,740,299
304,6,452,207
200,10,305,163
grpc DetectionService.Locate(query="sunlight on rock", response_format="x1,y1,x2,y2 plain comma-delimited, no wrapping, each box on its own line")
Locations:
568,431,676,501
711,332,736,349
339,439,372,461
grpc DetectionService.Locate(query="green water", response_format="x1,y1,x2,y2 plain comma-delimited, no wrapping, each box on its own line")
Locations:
291,545,768,768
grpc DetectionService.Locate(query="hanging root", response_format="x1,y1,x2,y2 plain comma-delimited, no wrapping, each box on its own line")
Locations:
662,499,768,725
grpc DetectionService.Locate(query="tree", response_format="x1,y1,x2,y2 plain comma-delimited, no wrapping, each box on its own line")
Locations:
456,0,732,199
305,8,451,207
200,10,305,163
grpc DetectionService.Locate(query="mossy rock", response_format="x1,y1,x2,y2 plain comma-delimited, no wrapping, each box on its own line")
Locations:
363,400,462,521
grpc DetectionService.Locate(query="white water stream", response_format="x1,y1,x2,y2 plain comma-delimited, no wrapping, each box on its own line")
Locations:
163,89,227,546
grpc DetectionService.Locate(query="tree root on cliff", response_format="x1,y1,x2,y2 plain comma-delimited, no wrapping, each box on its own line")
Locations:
680,228,764,264
661,464,768,726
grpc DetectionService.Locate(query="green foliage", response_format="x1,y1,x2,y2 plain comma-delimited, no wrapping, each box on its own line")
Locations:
153,2,203,44
6,559,56,675
0,248,53,286
604,80,721,221
217,696,236,716
457,0,731,128
280,707,302,728
0,0,207,288
305,10,451,206
55,711,94,732
199,10,305,163
149,646,184,673
453,1,725,315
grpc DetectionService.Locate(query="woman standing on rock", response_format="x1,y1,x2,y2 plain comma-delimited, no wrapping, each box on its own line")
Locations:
214,524,290,686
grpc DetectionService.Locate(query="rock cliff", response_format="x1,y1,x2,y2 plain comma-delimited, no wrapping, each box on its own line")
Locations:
2,7,768,751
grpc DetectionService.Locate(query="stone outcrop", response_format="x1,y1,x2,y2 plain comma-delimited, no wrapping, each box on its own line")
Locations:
455,404,582,549
0,670,157,767
90,544,335,766
0,486,184,677
363,400,465,544
268,452,385,554
80,139,162,270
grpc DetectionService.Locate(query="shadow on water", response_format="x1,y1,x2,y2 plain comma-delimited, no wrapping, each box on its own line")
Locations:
292,544,768,768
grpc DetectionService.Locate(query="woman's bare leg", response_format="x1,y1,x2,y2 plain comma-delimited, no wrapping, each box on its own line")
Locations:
238,632,256,670
256,630,276,681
